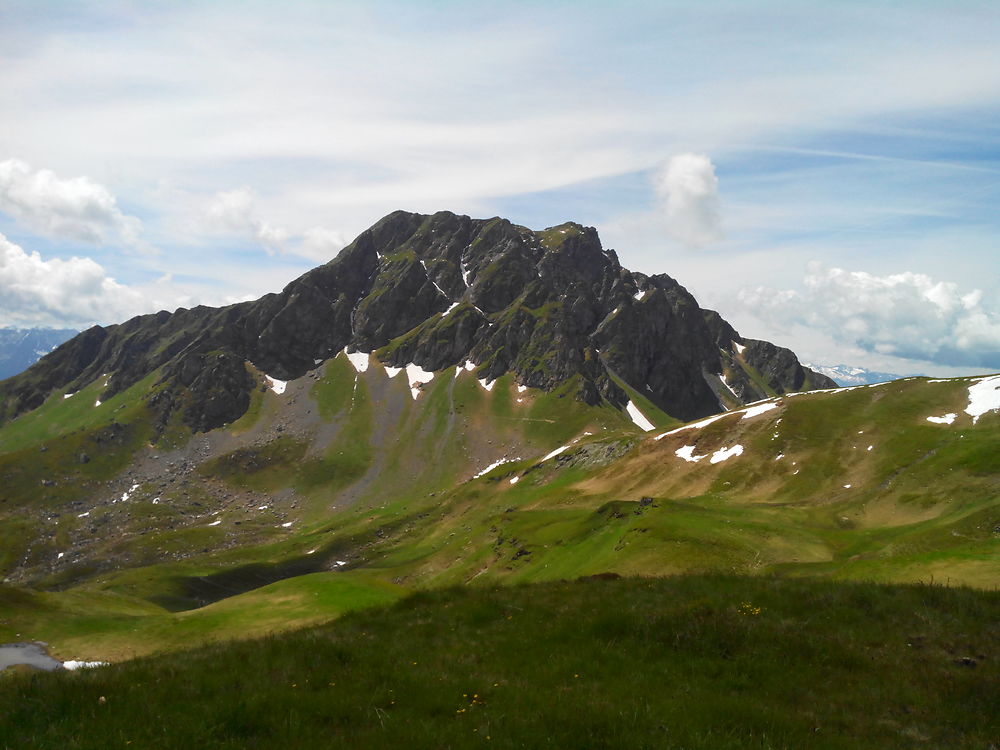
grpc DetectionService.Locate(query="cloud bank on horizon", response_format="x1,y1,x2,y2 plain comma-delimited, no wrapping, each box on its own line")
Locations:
0,0,998,375
740,265,1000,370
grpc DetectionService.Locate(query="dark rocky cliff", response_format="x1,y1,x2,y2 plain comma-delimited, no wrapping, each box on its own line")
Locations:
0,210,835,432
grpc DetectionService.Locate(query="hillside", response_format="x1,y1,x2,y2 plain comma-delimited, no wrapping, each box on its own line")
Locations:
0,210,995,670
0,370,996,663
2,576,998,749
0,210,834,595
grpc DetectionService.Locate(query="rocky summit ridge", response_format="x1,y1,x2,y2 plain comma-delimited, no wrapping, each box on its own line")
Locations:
0,210,834,431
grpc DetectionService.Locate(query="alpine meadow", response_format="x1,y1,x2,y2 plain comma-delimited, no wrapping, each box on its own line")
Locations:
1,2,999,748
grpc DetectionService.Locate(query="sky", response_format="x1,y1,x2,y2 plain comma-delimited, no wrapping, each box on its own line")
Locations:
1,0,998,376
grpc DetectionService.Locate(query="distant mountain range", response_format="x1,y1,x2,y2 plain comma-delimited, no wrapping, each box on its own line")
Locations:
0,328,78,380
804,363,910,387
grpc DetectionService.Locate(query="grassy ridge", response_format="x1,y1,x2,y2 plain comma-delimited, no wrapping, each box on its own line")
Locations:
2,576,998,749
0,371,997,664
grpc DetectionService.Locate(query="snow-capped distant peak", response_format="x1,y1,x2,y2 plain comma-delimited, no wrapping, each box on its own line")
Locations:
803,363,908,387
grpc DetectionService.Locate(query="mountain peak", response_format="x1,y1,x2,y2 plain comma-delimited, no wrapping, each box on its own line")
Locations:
0,211,835,432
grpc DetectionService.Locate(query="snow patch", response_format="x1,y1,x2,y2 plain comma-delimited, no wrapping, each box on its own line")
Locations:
478,378,495,392
625,400,655,431
344,348,370,373
867,445,873,451
709,444,744,464
57,552,64,559
118,483,139,503
742,401,779,420
509,476,520,485
965,374,1000,423
63,392,75,399
654,398,780,440
421,261,450,299
720,376,739,399
733,341,745,355
63,660,107,670
843,484,852,489
281,521,293,528
405,363,435,399
634,289,647,302
517,384,527,393
207,519,221,527
94,400,101,407
541,445,570,462
927,379,950,383
774,453,784,461
383,365,402,379
264,375,287,394
77,511,89,518
926,413,957,425
675,445,707,463
655,413,728,440
473,456,521,479
442,302,460,316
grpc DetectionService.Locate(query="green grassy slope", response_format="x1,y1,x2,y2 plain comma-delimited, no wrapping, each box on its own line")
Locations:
0,368,997,662
2,576,998,749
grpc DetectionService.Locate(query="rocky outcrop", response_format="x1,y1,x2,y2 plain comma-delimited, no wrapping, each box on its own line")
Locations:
742,339,836,393
0,210,837,432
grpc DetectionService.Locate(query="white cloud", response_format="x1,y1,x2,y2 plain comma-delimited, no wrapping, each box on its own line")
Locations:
0,232,152,327
206,187,288,252
738,263,1000,368
0,158,144,248
205,188,348,261
656,154,723,248
299,227,349,262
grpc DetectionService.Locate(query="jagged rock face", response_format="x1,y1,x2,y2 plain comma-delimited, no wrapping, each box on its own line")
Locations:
742,339,835,393
0,210,836,431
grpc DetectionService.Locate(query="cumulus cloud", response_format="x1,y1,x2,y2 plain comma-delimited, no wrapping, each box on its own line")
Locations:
738,263,1000,368
0,159,144,248
206,188,348,261
656,153,723,248
0,232,149,327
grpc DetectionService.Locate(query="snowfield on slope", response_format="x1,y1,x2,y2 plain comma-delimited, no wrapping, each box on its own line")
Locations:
264,375,287,394
344,348,370,373
405,364,435,399
654,399,779,440
966,375,1000,423
625,400,655,431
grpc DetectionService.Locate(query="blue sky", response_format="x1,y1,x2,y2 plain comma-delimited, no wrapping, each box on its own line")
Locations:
0,0,998,375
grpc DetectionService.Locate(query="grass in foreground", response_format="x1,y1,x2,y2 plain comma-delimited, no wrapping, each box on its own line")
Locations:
2,575,998,749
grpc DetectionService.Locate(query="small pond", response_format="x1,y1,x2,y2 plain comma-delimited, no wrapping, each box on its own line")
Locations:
0,642,64,671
